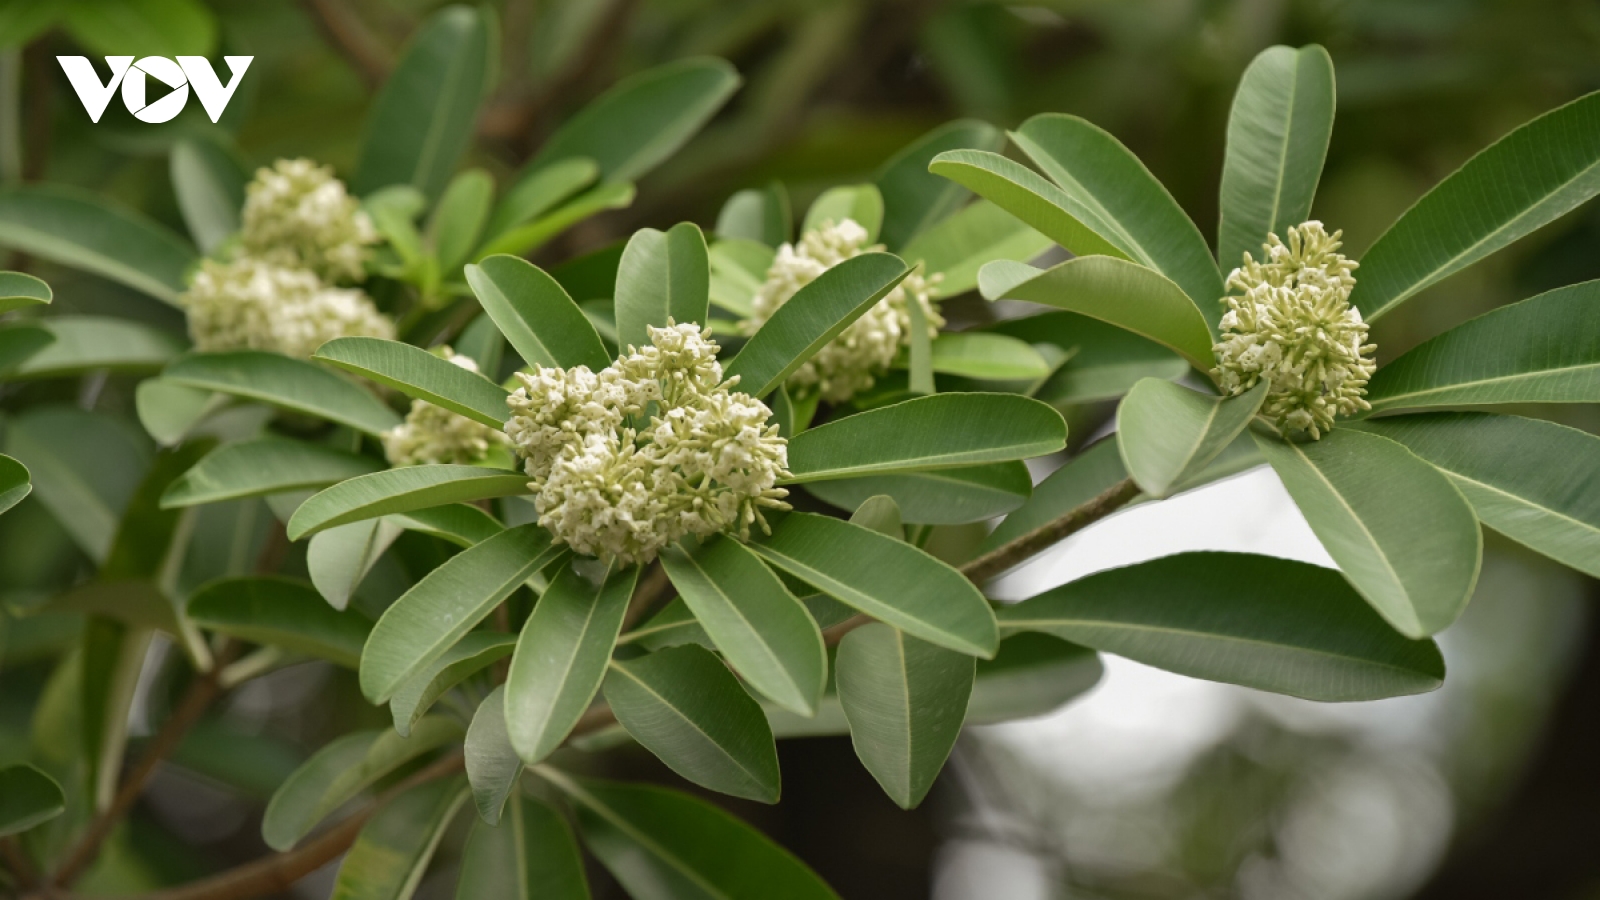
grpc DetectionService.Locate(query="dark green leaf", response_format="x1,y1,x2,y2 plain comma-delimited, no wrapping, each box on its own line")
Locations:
967,633,1102,726
4,406,152,562
476,182,636,259
162,437,380,508
428,169,494,273
801,185,884,243
614,222,710,352
6,316,183,378
804,462,1031,525
900,200,1052,297
163,351,402,436
715,182,790,246
0,270,52,314
307,518,404,610
0,764,65,836
316,337,510,427
456,795,591,900
988,312,1188,406
332,776,470,900
876,119,1002,249
465,685,522,825
481,157,598,246
1117,379,1266,498
0,184,196,304
0,454,28,516
928,150,1128,260
288,466,529,539
981,437,1126,554
60,0,215,57
465,254,610,371
189,577,371,667
390,632,516,738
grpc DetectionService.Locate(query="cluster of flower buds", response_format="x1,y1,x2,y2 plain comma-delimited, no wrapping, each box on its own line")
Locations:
504,322,791,565
1213,221,1377,439
382,350,508,466
743,218,942,403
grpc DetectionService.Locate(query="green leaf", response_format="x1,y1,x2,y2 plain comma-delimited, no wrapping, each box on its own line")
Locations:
308,518,404,611
751,512,998,657
465,685,522,825
476,182,636,260
262,717,462,851
388,502,504,548
542,773,840,900
801,185,885,243
849,494,904,538
605,644,781,803
6,316,183,378
1009,114,1224,327
0,454,29,516
0,764,65,836
1353,90,1600,320
506,562,637,764
332,776,470,900
288,466,529,540
353,6,493,200
804,462,1032,526
0,270,52,314
0,0,54,51
390,632,516,738
837,624,973,809
163,351,403,437
615,222,711,352
62,0,214,56
134,379,217,446
876,119,1003,249
966,633,1103,726
715,182,790,246
1365,280,1600,412
171,137,247,254
708,238,773,318
428,169,494,274
988,312,1188,406
5,406,152,563
189,577,372,668
980,437,1127,555
928,150,1128,261
0,184,196,304
1256,428,1481,637
162,437,380,508
660,537,826,716
465,255,610,371
521,57,739,183
0,325,53,376
924,332,1050,380
1117,380,1266,498
456,795,591,900
900,200,1052,297
1357,412,1600,580
1217,45,1337,270
979,257,1216,369
316,337,510,427
481,157,598,246
456,312,506,377
786,393,1066,482
998,552,1446,700
361,524,561,703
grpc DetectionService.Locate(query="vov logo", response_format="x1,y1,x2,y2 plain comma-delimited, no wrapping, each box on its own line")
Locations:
58,56,252,124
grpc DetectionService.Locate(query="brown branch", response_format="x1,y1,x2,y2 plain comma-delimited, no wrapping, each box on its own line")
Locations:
300,0,391,90
621,563,672,632
3,835,38,890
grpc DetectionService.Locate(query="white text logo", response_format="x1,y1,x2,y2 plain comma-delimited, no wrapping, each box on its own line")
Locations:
57,56,253,124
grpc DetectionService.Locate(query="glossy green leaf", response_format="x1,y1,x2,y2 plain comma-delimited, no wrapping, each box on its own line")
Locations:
506,563,637,764
288,467,529,539
428,169,494,273
923,332,1050,380
456,795,591,900
162,437,380,508
751,512,998,657
1357,412,1600,580
928,150,1129,260
481,158,598,245
163,351,402,436
966,633,1103,726
316,337,510,427
477,181,636,259
989,311,1189,406
615,222,710,352
979,256,1216,369
801,185,884,243
715,182,790,246
1117,379,1266,498
0,184,195,304
1353,90,1600,320
787,393,1066,482
361,524,560,703
332,776,470,900
837,624,973,809
1217,45,1336,270
0,270,52,314
308,518,404,611
387,502,504,548
999,552,1445,700
466,254,610,371
605,644,781,802
900,200,1051,297
1365,280,1600,412
660,536,826,715
0,454,29,516
465,685,522,825
543,772,840,900
6,316,183,378
0,325,53,376
1256,428,1481,637
189,577,371,668
391,632,517,738
0,764,65,836
725,253,911,397
353,6,492,200
876,119,1003,249
804,461,1032,525
171,137,247,254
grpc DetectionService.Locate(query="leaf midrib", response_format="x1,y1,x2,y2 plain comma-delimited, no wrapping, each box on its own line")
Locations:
608,660,769,794
676,551,805,706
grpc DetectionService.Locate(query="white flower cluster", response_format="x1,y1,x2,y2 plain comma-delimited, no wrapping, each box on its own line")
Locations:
180,159,392,358
1213,221,1377,439
504,322,791,565
383,350,508,467
742,218,943,403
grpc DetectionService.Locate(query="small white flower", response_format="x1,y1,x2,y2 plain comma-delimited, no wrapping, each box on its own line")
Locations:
383,351,508,466
240,158,377,283
1213,221,1377,439
742,218,943,403
180,257,393,359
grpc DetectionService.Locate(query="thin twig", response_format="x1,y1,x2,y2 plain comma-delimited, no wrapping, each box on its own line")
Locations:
2,835,38,890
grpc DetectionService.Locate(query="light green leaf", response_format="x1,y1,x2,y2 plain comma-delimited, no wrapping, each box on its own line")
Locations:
332,776,470,900
481,157,598,246
837,624,973,809
708,238,773,318
988,311,1188,406
980,437,1127,555
6,316,183,378
979,256,1216,369
465,685,522,825
189,577,371,668
0,454,29,516
849,494,903,538
171,137,247,254
876,119,1002,249
924,332,1050,380
353,6,492,200
1365,280,1600,412
308,518,404,611
476,181,636,260
999,552,1446,700
604,644,781,803
288,466,529,539
316,337,510,427
61,0,215,57
163,351,402,436
804,462,1032,525
1353,90,1600,320
0,764,65,836
428,169,494,274
0,325,54,376
0,184,196,304
715,182,790,246
542,772,840,900
801,185,884,243
786,393,1066,482
0,270,52,314
1117,379,1266,498
615,222,710,352
361,524,561,703
928,150,1129,260
751,512,998,657
966,633,1103,726
162,437,380,508
135,379,218,447
1256,428,1481,637
900,200,1052,296
506,562,637,764
456,795,591,900
1217,45,1336,270
390,632,516,738
465,255,610,371
660,536,826,716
